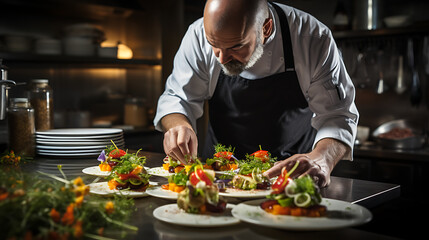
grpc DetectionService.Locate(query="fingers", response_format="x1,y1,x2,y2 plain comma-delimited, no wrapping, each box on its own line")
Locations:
262,154,331,188
163,126,198,165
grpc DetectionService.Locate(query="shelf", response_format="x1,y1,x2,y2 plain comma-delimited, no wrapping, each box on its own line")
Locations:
333,24,429,40
0,52,161,68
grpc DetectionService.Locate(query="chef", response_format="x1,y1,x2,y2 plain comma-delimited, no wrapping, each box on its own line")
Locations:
154,0,359,187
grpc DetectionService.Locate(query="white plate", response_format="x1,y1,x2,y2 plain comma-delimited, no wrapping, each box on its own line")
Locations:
37,152,101,157
146,167,173,178
231,198,372,231
214,169,239,176
36,136,123,142
36,143,124,150
38,149,102,154
82,166,111,177
88,181,156,198
219,188,272,199
82,166,150,177
36,140,124,147
153,203,239,227
36,128,123,136
146,186,179,200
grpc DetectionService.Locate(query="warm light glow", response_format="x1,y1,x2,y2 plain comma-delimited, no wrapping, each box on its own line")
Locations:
117,43,133,59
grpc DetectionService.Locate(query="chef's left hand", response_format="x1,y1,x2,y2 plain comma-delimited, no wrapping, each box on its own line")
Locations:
262,138,349,188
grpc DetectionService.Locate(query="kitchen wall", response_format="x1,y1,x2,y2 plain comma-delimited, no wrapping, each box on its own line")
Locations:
0,0,168,147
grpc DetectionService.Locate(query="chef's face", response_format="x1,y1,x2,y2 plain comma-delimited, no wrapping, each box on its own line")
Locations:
206,26,264,76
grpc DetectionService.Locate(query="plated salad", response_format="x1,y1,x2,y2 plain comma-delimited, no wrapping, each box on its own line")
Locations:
162,156,186,173
260,162,326,217
177,163,227,214
161,168,188,193
97,142,127,171
204,144,238,171
106,150,150,191
216,147,275,191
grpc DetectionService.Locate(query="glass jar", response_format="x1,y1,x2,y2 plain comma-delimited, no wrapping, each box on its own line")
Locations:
7,98,35,157
27,79,54,130
124,97,148,127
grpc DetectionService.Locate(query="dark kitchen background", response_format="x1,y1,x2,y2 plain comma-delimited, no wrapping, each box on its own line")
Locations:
1,0,429,237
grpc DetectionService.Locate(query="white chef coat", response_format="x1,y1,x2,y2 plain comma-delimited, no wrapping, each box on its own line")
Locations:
154,3,359,160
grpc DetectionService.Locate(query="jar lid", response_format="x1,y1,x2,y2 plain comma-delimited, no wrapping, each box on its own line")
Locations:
11,98,29,103
31,79,49,83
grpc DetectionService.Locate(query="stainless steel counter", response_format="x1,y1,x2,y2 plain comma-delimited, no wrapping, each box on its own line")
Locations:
20,151,401,240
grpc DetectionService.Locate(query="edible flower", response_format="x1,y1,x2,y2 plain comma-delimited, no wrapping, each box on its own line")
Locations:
50,208,60,223
97,150,106,163
105,201,115,214
73,220,83,238
61,203,75,225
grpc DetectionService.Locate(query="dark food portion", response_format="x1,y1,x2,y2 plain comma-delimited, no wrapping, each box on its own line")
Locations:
378,127,415,139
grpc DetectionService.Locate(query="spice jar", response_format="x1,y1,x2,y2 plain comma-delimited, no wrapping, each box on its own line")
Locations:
124,97,147,127
27,79,54,130
7,98,35,157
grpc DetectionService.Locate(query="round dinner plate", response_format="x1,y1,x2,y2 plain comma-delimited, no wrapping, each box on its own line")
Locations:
36,143,124,150
37,151,101,157
36,128,123,136
82,166,111,177
146,167,173,178
88,182,156,198
82,166,150,177
153,203,239,227
36,136,123,142
219,188,272,199
38,149,102,154
146,186,178,200
36,140,125,147
231,198,372,231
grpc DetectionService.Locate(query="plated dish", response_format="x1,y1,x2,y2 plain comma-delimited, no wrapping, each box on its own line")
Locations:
231,198,372,231
146,167,174,177
146,186,178,200
218,188,272,199
88,181,152,198
153,203,239,227
82,166,111,177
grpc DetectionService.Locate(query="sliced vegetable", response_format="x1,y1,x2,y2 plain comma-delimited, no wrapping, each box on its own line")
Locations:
294,192,311,207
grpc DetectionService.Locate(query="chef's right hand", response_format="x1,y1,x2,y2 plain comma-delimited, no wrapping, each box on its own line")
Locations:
163,125,198,165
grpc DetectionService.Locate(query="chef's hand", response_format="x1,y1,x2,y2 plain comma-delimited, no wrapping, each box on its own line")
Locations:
161,113,198,165
263,138,348,188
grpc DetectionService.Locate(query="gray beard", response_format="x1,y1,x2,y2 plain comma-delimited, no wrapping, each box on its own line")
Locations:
217,40,264,76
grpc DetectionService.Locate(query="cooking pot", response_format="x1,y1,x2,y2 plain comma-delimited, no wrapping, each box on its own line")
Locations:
372,119,426,149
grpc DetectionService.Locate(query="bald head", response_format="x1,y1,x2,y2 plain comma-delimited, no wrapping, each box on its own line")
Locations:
203,0,271,76
204,0,269,38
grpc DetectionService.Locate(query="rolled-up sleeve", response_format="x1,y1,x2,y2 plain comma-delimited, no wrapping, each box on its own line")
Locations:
299,32,359,160
154,20,211,132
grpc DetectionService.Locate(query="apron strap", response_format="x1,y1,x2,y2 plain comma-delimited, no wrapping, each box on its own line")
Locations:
271,2,295,71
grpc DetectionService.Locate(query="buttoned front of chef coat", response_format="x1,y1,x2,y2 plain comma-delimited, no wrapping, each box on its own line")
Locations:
154,2,359,160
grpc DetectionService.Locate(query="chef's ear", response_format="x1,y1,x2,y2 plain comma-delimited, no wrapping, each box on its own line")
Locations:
262,18,273,44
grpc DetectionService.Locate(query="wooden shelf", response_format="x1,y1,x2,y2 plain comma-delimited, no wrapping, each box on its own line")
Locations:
0,52,161,69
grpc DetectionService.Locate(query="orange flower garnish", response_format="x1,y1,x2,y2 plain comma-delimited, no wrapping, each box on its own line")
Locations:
105,201,114,214
61,203,75,225
73,220,83,238
50,208,60,223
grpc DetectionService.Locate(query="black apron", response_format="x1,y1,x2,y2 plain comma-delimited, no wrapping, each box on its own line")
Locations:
203,2,316,160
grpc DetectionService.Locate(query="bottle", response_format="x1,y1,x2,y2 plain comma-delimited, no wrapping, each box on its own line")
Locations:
7,98,35,157
27,79,54,130
124,97,148,128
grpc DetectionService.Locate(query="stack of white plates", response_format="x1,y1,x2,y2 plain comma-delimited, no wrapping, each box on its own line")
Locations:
36,128,125,157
